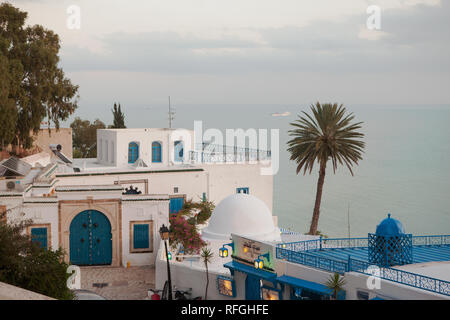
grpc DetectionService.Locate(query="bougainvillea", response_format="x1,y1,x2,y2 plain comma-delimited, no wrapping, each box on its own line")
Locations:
169,214,206,254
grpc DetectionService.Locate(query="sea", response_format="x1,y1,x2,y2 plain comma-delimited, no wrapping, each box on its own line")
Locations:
63,103,450,238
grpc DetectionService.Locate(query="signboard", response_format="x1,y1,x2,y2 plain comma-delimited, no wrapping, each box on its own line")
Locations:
231,234,275,271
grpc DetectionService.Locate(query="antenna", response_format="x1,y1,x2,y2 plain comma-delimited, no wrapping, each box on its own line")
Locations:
168,96,175,129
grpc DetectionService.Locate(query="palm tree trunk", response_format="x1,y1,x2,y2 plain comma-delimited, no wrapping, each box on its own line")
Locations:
309,162,326,235
205,265,209,300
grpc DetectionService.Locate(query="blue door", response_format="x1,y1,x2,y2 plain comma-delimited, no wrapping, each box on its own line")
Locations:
70,210,112,266
245,275,262,300
170,197,184,214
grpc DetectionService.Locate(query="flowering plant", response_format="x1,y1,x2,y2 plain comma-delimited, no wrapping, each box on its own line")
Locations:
169,214,206,254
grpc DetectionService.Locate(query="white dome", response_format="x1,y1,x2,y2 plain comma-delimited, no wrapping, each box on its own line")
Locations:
202,193,280,242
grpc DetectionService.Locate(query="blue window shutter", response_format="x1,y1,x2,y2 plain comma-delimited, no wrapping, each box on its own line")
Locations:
133,224,149,249
237,187,249,194
170,197,184,214
152,142,162,163
31,227,48,250
128,142,139,163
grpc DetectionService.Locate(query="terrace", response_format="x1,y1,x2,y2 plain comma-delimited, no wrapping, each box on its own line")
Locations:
189,143,271,163
276,235,450,297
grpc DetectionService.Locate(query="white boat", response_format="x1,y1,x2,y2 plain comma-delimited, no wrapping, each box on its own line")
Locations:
271,111,291,117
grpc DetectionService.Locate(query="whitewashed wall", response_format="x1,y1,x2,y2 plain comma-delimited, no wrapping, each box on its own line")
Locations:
56,163,273,211
155,248,246,300
98,128,195,168
13,202,59,249
121,199,169,266
344,271,448,300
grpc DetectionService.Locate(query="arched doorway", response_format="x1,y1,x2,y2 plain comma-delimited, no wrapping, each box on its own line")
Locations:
70,210,112,266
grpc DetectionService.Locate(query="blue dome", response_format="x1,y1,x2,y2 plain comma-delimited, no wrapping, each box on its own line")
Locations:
375,213,405,236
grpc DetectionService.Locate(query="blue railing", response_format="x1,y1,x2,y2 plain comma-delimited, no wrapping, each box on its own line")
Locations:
349,256,450,296
278,235,450,252
412,235,450,246
277,247,349,274
189,143,271,163
276,235,450,297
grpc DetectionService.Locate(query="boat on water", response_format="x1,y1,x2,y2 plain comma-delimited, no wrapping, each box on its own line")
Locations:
271,111,291,117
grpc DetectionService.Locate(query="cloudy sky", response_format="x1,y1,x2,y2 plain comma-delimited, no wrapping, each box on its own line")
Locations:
9,0,450,108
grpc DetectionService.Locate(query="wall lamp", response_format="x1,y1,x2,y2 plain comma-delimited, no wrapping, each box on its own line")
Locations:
219,242,234,258
254,252,270,270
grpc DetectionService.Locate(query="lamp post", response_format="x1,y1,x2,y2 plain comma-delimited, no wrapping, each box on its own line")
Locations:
159,224,172,300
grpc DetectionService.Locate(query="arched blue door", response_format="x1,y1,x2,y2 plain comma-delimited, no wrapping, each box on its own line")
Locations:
70,210,112,266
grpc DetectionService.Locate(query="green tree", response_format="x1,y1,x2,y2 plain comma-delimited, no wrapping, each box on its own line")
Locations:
0,215,74,300
178,198,215,226
110,102,126,128
70,117,106,158
0,54,17,149
0,3,79,150
287,102,364,235
200,247,213,300
325,272,346,300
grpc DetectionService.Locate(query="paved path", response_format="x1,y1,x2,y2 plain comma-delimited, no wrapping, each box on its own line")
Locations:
80,266,155,300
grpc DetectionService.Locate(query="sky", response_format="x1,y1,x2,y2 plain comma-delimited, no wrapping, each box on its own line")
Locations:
8,0,450,109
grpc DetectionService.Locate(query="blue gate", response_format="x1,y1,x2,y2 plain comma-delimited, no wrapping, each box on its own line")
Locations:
70,210,112,266
245,275,262,300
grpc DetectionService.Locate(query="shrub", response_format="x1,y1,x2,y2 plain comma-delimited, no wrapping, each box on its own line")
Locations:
169,215,206,254
0,218,74,300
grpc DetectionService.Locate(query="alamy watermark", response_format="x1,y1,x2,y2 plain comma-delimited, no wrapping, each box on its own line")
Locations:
67,265,81,290
366,5,381,30
66,5,81,30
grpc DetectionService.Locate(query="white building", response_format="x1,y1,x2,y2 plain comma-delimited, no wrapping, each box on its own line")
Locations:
0,127,273,268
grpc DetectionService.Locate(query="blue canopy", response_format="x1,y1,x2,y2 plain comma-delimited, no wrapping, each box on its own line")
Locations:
276,275,332,296
224,261,277,281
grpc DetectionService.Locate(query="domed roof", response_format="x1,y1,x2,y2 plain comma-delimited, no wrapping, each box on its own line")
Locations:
375,213,406,236
202,193,280,241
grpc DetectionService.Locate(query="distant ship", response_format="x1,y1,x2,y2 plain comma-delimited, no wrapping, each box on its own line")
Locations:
271,111,291,117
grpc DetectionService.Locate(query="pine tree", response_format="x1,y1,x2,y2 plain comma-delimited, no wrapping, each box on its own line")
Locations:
111,102,126,128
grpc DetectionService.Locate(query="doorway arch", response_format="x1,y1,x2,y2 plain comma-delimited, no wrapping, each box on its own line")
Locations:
69,210,112,266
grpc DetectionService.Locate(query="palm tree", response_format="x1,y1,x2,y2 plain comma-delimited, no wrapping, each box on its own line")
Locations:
287,102,364,235
200,247,214,300
325,272,346,300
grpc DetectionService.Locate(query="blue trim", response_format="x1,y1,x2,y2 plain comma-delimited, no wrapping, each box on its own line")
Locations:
224,261,276,281
276,275,332,296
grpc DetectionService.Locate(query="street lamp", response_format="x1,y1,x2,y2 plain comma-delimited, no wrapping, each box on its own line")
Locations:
159,224,172,300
